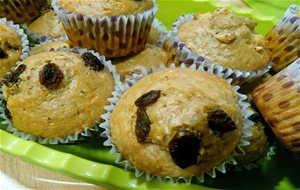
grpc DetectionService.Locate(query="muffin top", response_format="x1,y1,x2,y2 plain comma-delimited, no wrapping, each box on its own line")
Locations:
2,51,114,138
113,44,168,81
30,40,73,56
28,9,66,39
177,8,269,71
110,68,243,177
0,23,22,78
57,0,154,16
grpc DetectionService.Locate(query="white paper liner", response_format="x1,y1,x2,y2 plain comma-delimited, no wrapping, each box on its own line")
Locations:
0,0,47,24
52,0,158,58
0,18,29,61
0,47,121,144
168,14,271,86
100,63,255,184
265,5,300,72
148,18,170,48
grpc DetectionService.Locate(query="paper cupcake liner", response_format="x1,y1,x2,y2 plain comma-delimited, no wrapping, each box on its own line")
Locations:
168,14,271,86
100,63,254,184
0,0,47,24
29,36,70,55
252,58,300,154
147,18,170,48
0,47,120,144
0,18,29,61
52,0,158,58
265,5,300,72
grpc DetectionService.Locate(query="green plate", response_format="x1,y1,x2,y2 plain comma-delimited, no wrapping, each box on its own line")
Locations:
1,1,300,190
243,0,299,21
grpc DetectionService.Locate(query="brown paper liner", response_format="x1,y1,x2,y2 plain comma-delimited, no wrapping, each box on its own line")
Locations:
265,5,300,72
252,58,300,154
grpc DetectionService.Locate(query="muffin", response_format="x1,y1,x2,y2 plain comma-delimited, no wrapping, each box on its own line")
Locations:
252,58,300,155
109,68,244,178
0,19,29,78
113,43,168,81
26,8,67,42
0,0,48,24
235,108,269,166
52,0,158,57
169,8,270,84
29,39,73,56
1,50,115,141
265,5,300,72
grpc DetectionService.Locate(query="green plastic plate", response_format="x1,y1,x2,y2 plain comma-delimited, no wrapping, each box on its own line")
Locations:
243,0,299,21
1,1,300,190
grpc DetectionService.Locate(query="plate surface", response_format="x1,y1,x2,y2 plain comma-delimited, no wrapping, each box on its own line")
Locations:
1,1,300,190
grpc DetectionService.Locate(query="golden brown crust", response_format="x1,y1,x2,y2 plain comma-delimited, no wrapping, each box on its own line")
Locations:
29,40,73,56
178,8,269,71
28,9,66,39
113,44,168,81
110,68,243,177
0,24,22,78
58,0,154,16
3,51,114,138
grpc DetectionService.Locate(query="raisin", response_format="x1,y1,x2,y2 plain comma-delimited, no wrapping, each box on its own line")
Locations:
135,107,151,143
0,47,8,59
135,90,161,107
2,64,26,86
2,99,11,119
207,109,237,133
81,52,104,71
39,63,64,90
169,129,201,169
7,44,20,51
